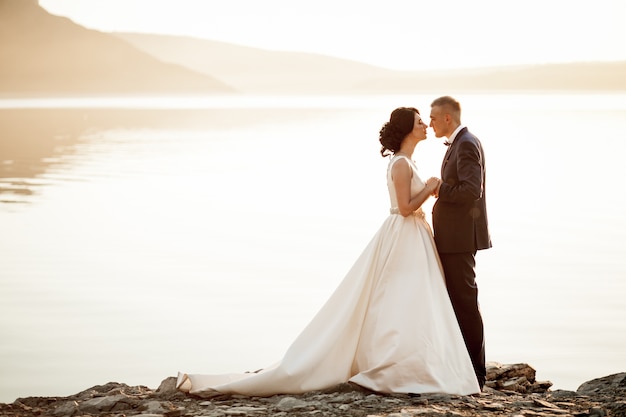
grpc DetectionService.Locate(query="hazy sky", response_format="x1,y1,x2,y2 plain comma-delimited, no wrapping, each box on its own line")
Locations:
39,0,626,71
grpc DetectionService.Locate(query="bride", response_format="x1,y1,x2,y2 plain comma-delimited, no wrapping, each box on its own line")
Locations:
177,107,481,397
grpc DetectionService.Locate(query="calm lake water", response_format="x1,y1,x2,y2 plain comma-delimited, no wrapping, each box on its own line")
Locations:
1,93,625,403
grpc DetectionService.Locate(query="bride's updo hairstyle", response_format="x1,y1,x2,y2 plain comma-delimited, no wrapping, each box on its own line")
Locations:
379,107,419,157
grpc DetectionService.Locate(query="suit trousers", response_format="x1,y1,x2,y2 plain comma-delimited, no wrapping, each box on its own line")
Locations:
439,252,486,387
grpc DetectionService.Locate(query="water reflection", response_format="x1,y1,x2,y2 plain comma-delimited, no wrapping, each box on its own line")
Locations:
0,109,87,203
0,107,264,205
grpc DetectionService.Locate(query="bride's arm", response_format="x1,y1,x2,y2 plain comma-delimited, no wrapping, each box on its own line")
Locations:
391,159,438,217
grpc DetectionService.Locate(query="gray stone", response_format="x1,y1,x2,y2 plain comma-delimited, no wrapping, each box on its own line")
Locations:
78,394,129,413
577,372,626,394
141,400,168,413
275,396,309,411
51,400,78,417
156,376,178,395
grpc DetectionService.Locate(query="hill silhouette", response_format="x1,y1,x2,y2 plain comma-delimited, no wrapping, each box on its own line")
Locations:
116,33,626,94
353,62,626,93
0,0,233,95
4,0,626,96
114,32,395,94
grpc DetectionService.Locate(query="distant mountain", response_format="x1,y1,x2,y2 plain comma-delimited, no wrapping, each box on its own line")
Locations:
0,0,234,95
113,32,395,94
4,0,625,96
353,62,626,93
116,32,626,94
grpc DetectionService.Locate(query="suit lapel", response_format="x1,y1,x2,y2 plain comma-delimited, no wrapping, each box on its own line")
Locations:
441,127,467,176
441,143,454,176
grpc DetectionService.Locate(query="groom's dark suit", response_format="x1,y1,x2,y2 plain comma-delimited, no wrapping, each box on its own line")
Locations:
432,126,491,388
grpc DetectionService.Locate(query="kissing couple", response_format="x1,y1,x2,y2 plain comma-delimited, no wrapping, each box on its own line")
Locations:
177,95,491,396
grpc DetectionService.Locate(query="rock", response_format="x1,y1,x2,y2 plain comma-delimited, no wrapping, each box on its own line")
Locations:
577,372,626,395
50,400,78,417
154,376,187,401
140,400,168,414
156,376,178,394
485,362,553,394
0,364,623,417
275,396,310,411
78,394,132,413
577,373,626,417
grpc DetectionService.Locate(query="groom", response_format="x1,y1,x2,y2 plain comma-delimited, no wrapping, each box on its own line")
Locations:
429,96,492,390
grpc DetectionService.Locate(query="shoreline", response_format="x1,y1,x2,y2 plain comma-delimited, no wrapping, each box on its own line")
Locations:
1,363,624,417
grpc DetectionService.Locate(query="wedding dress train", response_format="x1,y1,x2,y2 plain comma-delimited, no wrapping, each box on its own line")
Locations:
177,155,480,396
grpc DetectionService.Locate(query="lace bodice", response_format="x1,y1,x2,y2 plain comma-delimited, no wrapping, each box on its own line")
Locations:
387,155,426,217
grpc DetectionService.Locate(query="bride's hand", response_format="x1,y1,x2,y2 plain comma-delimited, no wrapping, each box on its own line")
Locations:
426,177,441,196
425,177,438,192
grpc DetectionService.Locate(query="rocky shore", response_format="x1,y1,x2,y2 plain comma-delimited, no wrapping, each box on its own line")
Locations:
1,363,624,417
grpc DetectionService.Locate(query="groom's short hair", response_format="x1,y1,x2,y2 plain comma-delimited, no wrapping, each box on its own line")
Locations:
431,96,461,123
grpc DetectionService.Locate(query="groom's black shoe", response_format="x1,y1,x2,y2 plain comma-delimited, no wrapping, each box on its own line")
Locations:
478,376,486,391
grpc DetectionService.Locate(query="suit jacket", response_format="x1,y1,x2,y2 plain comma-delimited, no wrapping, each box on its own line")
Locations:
432,127,492,253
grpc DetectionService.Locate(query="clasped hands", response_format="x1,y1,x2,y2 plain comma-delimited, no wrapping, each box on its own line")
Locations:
426,177,442,198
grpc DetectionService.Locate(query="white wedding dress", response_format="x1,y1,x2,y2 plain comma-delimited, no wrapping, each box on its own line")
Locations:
177,155,480,396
